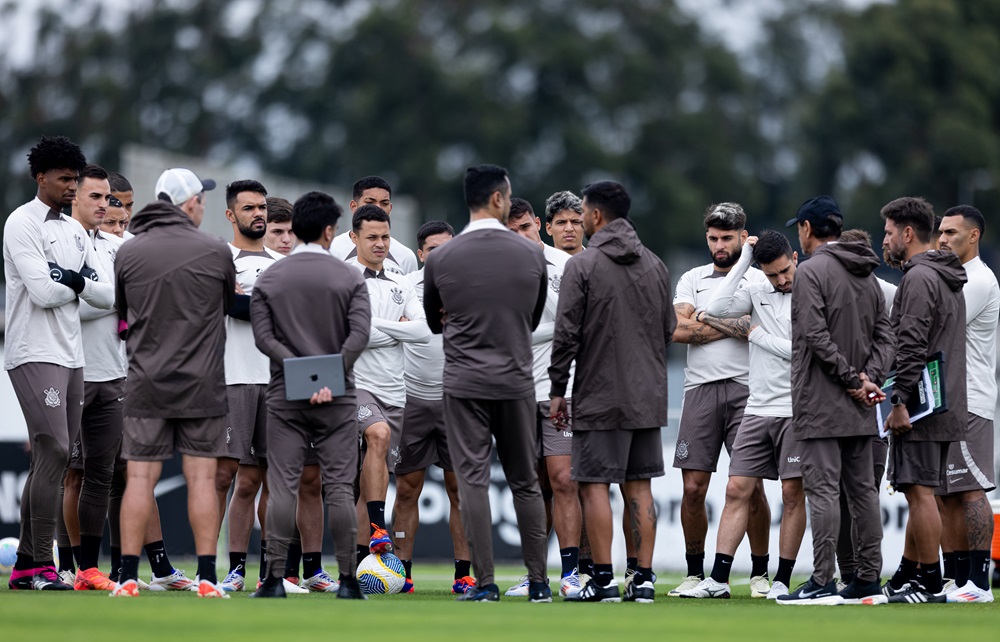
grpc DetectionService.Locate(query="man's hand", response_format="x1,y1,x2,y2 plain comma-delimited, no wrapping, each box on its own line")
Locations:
309,387,334,405
886,404,912,436
48,262,86,294
746,236,759,247
79,264,99,282
235,282,245,295
847,372,884,407
399,316,409,322
550,396,569,429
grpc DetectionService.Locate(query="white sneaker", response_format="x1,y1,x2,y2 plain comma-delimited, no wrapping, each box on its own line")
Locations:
148,569,197,591
946,582,995,603
283,577,310,594
136,577,150,590
678,577,731,599
505,575,530,597
302,569,340,593
750,574,771,598
220,570,245,592
560,571,583,598
941,578,957,594
766,581,789,599
836,578,847,592
668,575,704,597
58,570,76,586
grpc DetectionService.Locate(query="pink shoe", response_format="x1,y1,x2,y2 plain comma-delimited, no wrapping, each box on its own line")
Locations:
8,566,39,590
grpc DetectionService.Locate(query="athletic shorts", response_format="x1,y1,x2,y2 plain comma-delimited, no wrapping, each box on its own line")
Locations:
396,395,451,476
356,389,404,473
268,402,358,486
888,439,950,489
571,427,664,484
69,378,126,470
122,415,227,461
937,414,996,495
673,379,748,472
538,399,572,458
222,384,268,465
727,415,801,480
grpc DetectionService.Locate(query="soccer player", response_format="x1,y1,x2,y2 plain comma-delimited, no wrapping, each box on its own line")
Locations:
349,205,430,561
670,203,772,597
112,167,234,598
99,196,128,238
423,164,549,603
4,136,114,591
108,171,135,239
551,180,676,603
777,195,893,605
935,206,997,603
503,198,583,599
328,176,417,274
544,191,585,255
680,232,805,600
264,196,296,255
249,191,369,600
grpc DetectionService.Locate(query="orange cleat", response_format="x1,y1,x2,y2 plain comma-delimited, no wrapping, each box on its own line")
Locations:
76,567,119,591
110,579,140,597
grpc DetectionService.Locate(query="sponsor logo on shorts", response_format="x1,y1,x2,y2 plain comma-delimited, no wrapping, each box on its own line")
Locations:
226,426,233,444
358,405,373,421
71,440,80,459
787,456,800,463
562,430,573,438
250,446,255,456
43,387,61,408
391,446,401,467
549,274,561,294
676,439,689,460
390,287,404,305
946,464,968,476
117,396,125,403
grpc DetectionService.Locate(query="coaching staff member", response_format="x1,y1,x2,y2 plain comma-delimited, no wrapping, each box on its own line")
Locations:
423,164,549,603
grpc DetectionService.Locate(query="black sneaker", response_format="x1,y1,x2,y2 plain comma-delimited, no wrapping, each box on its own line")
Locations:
528,581,552,603
31,567,73,591
249,575,287,598
336,575,368,600
457,582,500,602
564,578,621,603
881,580,911,598
623,578,656,603
885,583,946,604
775,578,843,606
838,578,882,604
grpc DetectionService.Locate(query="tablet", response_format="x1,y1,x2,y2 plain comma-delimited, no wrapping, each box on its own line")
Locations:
283,354,346,401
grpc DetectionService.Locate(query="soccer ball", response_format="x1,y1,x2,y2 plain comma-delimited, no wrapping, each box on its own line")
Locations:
0,537,18,576
356,553,406,594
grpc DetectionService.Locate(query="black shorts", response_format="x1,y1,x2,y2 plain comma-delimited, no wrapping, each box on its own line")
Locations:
572,427,664,484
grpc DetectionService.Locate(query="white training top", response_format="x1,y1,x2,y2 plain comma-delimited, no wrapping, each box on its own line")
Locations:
531,244,575,402
80,229,126,382
330,231,418,276
674,261,767,391
876,277,898,315
963,256,999,420
353,259,430,407
403,268,445,401
703,243,791,417
225,244,283,385
3,198,115,370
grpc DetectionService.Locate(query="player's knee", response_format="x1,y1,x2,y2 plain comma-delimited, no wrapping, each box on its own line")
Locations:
781,483,804,510
64,468,83,492
234,474,261,500
724,478,753,504
549,467,577,495
214,462,237,492
364,424,390,454
682,478,708,503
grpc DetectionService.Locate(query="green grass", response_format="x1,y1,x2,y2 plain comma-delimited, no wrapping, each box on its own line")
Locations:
3,563,997,641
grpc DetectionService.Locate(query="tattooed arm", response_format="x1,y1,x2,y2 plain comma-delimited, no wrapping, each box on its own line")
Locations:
671,303,726,345
697,310,752,341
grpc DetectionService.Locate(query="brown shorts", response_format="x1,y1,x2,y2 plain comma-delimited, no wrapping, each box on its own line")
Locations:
572,427,664,484
538,399,573,458
937,414,995,495
69,378,126,470
8,362,84,454
356,388,404,473
728,415,801,480
674,379,748,472
396,395,452,476
268,402,358,487
122,415,227,461
888,439,950,489
222,384,268,465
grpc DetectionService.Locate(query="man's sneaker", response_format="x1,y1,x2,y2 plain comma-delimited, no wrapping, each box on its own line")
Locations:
401,578,414,593
838,578,883,604
766,581,789,599
836,578,847,592
885,583,947,604
941,578,956,594
195,579,230,598
58,569,76,586
32,567,73,590
74,567,118,591
282,578,310,594
624,578,656,603
565,578,621,603
776,579,844,606
249,576,286,598
667,575,703,596
369,523,393,555
750,574,770,598
109,579,140,597
528,581,552,603
946,582,995,603
136,577,151,590
458,582,500,602
8,567,38,591
452,576,476,595
284,576,299,586
504,575,530,597
679,577,730,599
302,569,340,593
220,569,246,592
880,580,911,598
148,569,196,591
623,567,636,592
336,576,367,600
560,571,583,598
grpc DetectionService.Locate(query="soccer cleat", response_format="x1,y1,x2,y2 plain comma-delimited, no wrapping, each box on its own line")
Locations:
336,576,367,600
285,576,299,586
766,581,789,599
136,577,151,590
369,523,393,555
837,578,882,604
302,569,340,593
623,567,636,592
884,583,947,604
452,575,476,595
880,580,911,598
249,576,286,598
283,578,310,594
528,580,552,603
667,575,703,596
504,575,530,597
32,567,74,590
195,579,230,598
941,578,956,594
148,568,196,591
624,579,656,603
220,569,246,592
946,582,995,603
776,579,844,606
457,582,500,602
750,574,770,598
58,569,77,586
679,577,730,599
74,567,118,591
109,579,140,597
8,567,38,591
564,578,621,603
401,578,414,593
560,571,583,598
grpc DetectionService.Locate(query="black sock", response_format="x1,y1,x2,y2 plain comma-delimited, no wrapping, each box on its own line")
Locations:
890,556,918,589
579,558,594,578
626,556,638,572
560,547,579,578
357,544,369,565
968,550,990,591
775,557,795,587
79,534,102,570
710,553,735,584
229,551,247,576
110,547,121,581
454,559,471,580
57,546,75,572
259,540,267,581
954,550,970,587
72,545,82,568
303,552,322,578
284,542,302,578
14,553,35,571
685,552,705,579
918,560,942,593
842,572,856,586
942,551,957,580
593,563,613,587
144,540,173,577
367,501,387,532
197,555,217,585
120,555,140,583
636,566,654,584
402,559,413,580
750,553,769,579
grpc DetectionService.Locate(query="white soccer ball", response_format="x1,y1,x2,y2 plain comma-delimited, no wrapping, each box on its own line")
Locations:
356,553,406,594
0,537,18,576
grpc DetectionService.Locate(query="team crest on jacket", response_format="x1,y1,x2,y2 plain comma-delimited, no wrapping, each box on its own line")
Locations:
43,387,61,408
74,234,84,252
390,287,404,305
358,405,373,421
676,439,689,461
549,275,561,294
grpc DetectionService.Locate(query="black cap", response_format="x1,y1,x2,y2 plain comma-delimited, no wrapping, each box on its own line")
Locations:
785,195,842,227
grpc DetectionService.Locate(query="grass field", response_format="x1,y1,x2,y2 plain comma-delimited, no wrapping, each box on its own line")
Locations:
2,563,997,641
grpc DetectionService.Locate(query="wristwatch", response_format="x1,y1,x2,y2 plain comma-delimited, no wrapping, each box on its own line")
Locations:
890,394,905,407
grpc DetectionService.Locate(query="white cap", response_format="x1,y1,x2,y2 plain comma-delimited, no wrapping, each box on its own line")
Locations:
154,168,216,205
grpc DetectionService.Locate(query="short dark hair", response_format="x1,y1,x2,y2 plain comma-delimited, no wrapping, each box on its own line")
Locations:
417,220,455,250
880,196,934,244
352,176,392,200
704,202,746,231
77,164,109,184
544,191,583,223
942,204,986,236
839,228,873,246
28,135,86,179
107,171,132,193
509,197,534,222
266,196,292,224
226,179,267,211
581,180,630,221
292,191,341,243
352,204,391,233
752,231,793,265
932,215,943,237
464,164,509,210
